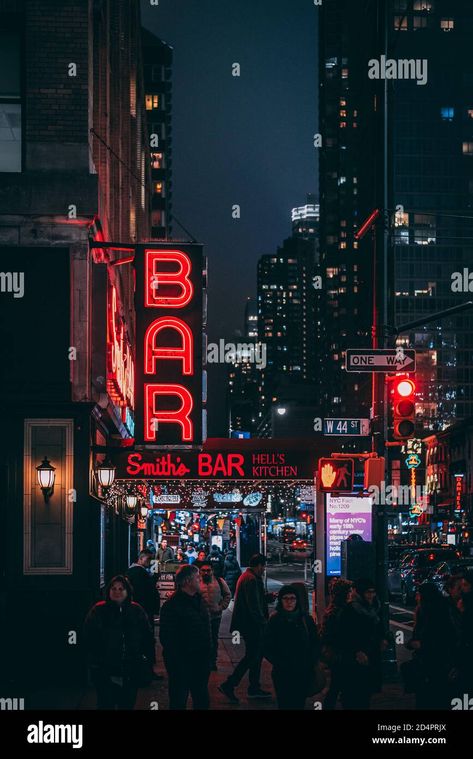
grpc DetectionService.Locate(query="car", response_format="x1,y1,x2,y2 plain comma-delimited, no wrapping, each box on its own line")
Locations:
425,558,473,595
290,539,309,552
388,546,461,605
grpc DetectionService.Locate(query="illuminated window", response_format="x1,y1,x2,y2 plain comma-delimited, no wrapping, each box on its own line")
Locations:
414,1,433,9
463,142,473,155
145,94,159,110
395,210,409,226
468,110,473,119
340,99,346,106
340,242,347,249
151,152,164,169
340,109,347,117
413,16,428,29
341,68,349,79
340,121,347,128
440,18,454,31
154,182,163,195
441,107,454,121
394,16,408,31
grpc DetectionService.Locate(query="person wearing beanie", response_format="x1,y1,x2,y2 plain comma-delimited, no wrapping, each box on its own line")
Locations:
337,578,388,709
263,585,320,710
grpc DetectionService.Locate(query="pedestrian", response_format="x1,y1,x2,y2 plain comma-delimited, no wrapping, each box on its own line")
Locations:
199,563,231,670
186,544,199,564
175,547,188,564
404,582,455,709
264,585,321,710
193,549,207,568
456,589,473,695
219,553,271,704
159,564,213,710
338,578,388,710
126,549,161,678
223,550,242,597
208,544,224,578
146,539,156,556
83,575,151,710
157,539,174,567
320,578,353,710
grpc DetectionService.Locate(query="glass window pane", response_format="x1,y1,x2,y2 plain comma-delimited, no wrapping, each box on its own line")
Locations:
0,103,21,171
0,32,20,97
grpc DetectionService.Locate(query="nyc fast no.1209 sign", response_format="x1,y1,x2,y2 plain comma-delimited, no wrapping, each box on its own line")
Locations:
135,244,205,446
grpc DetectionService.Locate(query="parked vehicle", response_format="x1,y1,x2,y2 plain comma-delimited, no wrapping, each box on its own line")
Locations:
425,558,473,595
388,547,460,605
290,539,309,552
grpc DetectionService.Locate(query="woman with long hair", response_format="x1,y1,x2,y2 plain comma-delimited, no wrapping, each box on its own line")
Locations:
84,575,152,709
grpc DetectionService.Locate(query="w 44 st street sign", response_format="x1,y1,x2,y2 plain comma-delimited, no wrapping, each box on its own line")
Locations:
323,419,370,436
345,349,416,373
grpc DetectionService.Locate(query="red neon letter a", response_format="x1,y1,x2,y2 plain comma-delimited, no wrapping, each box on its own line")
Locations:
145,384,194,442
145,249,193,308
145,317,194,375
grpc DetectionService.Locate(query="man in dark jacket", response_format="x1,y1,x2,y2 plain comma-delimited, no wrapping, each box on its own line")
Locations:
126,549,161,677
159,564,212,710
208,544,224,578
219,553,271,704
157,539,174,566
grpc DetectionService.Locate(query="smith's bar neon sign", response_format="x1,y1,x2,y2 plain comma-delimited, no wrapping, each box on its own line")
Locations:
135,245,204,446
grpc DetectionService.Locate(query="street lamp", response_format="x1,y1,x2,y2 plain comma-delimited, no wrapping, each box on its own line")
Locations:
140,505,149,519
36,457,56,502
95,458,116,489
126,494,138,511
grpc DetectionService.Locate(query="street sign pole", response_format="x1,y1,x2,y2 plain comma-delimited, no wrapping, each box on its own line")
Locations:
315,484,326,624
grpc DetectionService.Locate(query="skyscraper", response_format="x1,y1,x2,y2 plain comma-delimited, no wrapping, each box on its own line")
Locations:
256,202,318,436
318,0,473,430
142,29,173,239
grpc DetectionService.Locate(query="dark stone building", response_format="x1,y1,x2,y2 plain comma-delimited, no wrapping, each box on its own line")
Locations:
0,0,152,688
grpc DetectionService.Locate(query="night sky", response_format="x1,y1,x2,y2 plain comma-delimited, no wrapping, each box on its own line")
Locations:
141,0,318,435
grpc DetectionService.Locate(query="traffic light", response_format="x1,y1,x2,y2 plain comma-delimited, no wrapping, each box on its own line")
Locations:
391,375,416,440
317,457,354,493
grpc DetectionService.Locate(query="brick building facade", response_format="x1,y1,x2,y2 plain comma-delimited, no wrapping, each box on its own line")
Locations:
0,0,153,689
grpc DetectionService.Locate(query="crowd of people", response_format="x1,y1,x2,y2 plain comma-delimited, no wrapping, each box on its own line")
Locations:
82,547,473,711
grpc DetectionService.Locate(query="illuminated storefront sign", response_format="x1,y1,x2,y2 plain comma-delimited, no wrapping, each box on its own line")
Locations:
114,449,314,480
454,474,464,512
107,282,135,433
135,245,205,446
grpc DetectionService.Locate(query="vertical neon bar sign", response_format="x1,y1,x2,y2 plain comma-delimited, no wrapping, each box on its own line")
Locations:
135,245,204,446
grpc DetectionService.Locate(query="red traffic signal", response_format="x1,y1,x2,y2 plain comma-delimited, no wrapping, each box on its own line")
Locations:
317,458,354,493
392,375,416,440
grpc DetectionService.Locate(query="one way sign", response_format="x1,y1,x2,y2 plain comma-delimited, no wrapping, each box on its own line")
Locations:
345,349,416,373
